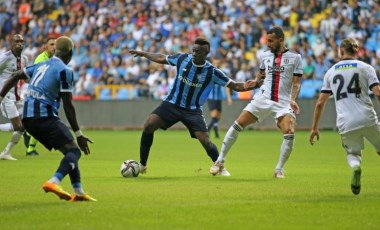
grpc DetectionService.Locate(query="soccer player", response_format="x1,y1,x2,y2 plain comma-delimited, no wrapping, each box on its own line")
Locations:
310,38,380,195
210,26,303,178
129,37,261,176
0,34,28,160
0,36,96,201
24,36,56,156
207,84,232,139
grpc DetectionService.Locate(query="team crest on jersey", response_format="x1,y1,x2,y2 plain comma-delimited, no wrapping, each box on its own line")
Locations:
284,59,289,64
196,74,202,81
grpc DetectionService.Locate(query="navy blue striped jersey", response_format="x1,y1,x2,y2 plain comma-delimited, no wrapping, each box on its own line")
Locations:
164,53,231,110
208,84,225,101
22,57,74,118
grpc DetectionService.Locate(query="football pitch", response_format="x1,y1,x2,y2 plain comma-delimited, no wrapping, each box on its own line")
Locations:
0,130,379,229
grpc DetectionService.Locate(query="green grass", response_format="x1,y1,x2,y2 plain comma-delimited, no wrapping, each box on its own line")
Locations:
0,130,379,229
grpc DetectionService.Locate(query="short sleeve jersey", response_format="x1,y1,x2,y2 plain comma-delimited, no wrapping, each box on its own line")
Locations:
0,51,28,98
258,49,303,104
22,57,73,118
321,59,379,134
164,53,231,110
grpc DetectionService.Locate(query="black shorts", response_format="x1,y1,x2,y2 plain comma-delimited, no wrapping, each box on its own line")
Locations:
152,101,207,138
207,99,222,112
22,116,74,151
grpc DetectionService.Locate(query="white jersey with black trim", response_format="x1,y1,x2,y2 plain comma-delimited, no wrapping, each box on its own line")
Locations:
321,59,379,134
0,50,28,100
257,49,303,104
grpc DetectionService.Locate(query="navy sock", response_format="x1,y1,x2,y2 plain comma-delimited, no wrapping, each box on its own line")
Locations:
213,119,219,138
208,117,218,132
206,143,219,162
56,148,81,180
140,132,153,166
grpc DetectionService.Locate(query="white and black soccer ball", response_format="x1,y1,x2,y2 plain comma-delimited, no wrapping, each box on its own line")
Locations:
120,160,140,178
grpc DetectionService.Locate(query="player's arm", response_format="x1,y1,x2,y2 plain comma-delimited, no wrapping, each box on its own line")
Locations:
224,87,232,105
370,84,380,103
309,92,330,145
290,76,302,114
227,80,260,92
0,70,28,99
129,50,168,65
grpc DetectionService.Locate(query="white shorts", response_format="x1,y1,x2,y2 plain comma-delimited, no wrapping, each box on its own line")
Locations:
1,93,22,119
243,94,296,123
341,124,380,155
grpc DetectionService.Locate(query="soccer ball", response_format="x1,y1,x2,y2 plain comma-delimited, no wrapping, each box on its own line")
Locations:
120,160,140,178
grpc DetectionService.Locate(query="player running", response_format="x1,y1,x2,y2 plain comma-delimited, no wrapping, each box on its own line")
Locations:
310,38,380,195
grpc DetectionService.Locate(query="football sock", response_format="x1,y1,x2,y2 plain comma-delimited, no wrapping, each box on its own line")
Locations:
27,137,38,152
56,150,81,179
3,131,23,155
0,123,13,132
49,172,63,184
347,153,361,168
140,132,153,166
275,134,295,171
208,117,218,132
206,143,219,162
218,121,243,162
72,182,85,195
212,118,219,138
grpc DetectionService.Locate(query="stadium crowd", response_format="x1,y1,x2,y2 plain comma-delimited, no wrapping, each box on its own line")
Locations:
0,0,379,99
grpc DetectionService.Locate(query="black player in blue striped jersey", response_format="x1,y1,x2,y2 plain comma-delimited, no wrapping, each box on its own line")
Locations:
129,37,261,175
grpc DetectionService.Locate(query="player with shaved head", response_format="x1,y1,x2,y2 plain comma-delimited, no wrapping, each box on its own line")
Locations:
0,36,96,202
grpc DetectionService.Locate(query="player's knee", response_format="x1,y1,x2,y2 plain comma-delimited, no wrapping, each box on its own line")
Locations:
71,148,81,160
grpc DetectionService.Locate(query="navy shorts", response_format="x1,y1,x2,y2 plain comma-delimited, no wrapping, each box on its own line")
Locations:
152,101,208,138
22,116,74,151
207,99,222,112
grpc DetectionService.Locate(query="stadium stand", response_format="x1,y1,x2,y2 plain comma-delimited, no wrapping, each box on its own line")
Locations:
1,0,379,100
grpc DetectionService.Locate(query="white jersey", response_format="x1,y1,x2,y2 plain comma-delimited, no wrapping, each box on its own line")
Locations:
257,49,303,104
321,59,379,134
0,50,28,101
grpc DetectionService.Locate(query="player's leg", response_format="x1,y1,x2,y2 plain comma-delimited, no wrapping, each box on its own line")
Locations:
341,130,363,195
0,102,24,160
274,114,296,178
0,116,24,160
207,100,222,138
363,124,380,156
139,114,165,170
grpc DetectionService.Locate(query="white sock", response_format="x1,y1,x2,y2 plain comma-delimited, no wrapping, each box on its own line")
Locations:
218,121,243,162
0,123,13,132
347,153,361,168
74,187,85,195
275,134,295,171
4,131,23,155
49,176,61,185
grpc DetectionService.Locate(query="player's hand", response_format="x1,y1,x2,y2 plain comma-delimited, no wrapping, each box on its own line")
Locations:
129,49,142,57
77,135,94,155
290,100,300,115
244,80,260,89
309,129,319,146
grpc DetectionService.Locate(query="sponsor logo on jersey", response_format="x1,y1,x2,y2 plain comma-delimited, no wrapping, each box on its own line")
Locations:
267,65,285,73
335,63,357,70
178,75,202,87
